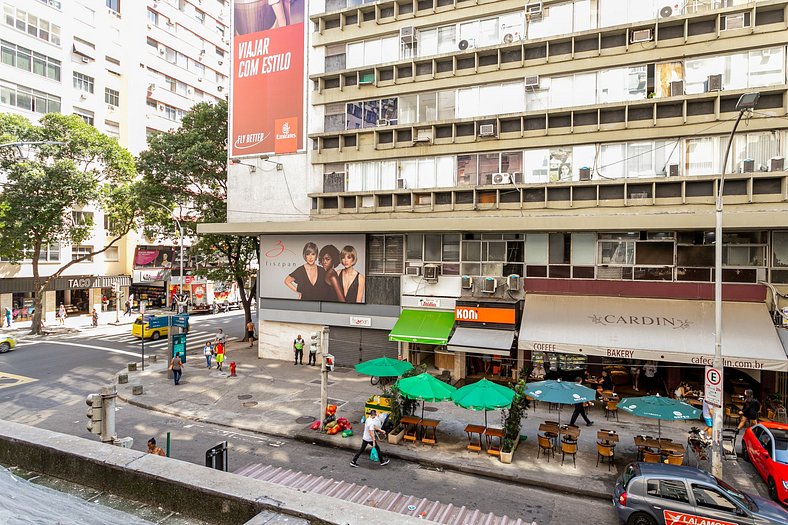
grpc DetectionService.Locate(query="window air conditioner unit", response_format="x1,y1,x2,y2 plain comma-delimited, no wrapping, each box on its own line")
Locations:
525,3,543,19
478,124,496,137
524,75,540,89
630,29,653,43
405,266,421,276
376,118,390,126
579,167,591,181
396,178,407,189
492,173,512,185
741,159,754,173
461,275,473,289
423,264,439,283
630,192,649,199
107,104,115,111
81,57,90,63
400,26,417,44
770,157,785,172
507,274,521,290
722,12,749,30
706,74,722,92
412,136,432,145
669,80,684,97
481,277,496,293
667,163,679,177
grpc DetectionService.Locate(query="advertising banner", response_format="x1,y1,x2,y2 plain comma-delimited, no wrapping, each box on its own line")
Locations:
231,0,305,157
260,235,366,303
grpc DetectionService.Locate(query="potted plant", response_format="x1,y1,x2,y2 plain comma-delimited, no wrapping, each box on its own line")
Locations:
384,364,425,444
500,374,529,464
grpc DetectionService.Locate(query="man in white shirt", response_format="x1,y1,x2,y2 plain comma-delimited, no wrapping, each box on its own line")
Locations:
350,409,389,467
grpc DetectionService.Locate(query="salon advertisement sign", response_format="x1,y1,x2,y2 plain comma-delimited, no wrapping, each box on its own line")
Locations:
260,235,367,304
231,0,305,157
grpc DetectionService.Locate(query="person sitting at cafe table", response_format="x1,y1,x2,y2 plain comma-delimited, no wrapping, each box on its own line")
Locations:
595,370,614,397
530,361,546,380
674,381,689,401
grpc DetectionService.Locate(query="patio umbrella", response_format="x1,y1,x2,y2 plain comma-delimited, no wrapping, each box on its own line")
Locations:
396,372,457,420
452,378,515,428
524,379,597,426
354,357,414,377
618,394,701,438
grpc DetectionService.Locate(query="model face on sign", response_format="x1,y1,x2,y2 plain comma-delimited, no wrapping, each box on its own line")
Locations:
341,251,356,268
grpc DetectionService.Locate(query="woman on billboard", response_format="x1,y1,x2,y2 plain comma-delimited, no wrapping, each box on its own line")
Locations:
318,244,345,302
284,242,326,300
339,245,365,304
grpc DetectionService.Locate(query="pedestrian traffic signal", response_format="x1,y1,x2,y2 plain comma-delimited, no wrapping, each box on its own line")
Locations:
325,354,335,372
310,332,321,354
112,282,119,294
86,393,103,434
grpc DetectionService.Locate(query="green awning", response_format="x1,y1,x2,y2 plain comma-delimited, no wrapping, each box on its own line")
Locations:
389,309,455,345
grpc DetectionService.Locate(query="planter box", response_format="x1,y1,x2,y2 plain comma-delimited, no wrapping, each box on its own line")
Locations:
499,435,520,464
388,426,405,445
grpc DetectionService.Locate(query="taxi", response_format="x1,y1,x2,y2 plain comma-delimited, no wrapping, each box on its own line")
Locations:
0,335,16,353
131,315,169,340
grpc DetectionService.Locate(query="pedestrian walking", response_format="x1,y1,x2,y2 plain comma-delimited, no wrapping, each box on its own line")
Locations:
642,361,658,394
124,299,132,317
57,303,66,326
293,334,304,365
215,342,225,371
91,308,98,327
4,306,12,328
350,409,389,467
737,389,761,431
147,437,166,456
246,320,256,348
569,376,594,427
214,328,226,346
203,340,213,368
169,353,184,385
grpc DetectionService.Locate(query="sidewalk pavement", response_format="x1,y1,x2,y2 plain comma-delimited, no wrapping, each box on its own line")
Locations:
114,341,770,503
1,308,166,338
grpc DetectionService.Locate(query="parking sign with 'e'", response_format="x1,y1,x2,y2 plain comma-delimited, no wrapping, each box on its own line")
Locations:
704,366,723,408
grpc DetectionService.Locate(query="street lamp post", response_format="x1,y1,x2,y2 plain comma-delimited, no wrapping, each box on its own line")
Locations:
711,92,759,478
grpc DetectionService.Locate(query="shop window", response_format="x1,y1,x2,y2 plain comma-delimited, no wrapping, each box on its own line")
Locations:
368,235,404,274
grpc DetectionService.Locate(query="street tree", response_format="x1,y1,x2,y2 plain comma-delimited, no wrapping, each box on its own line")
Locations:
136,100,258,334
0,113,141,335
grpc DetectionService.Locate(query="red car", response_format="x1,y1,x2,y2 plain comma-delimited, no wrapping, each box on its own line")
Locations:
741,421,788,504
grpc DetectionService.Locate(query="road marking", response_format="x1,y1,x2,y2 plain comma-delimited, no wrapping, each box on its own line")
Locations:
0,371,38,389
38,341,140,357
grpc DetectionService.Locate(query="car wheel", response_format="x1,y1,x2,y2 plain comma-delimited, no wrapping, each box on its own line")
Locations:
768,477,778,502
627,512,656,525
151,331,160,341
0,342,9,353
741,441,750,462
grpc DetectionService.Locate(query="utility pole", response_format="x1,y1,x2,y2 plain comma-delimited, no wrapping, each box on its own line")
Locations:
319,327,330,429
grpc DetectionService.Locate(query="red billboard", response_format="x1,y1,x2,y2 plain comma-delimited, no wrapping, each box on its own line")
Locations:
231,0,305,158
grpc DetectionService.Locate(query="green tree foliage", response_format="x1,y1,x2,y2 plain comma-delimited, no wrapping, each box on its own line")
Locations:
0,113,140,334
136,100,258,330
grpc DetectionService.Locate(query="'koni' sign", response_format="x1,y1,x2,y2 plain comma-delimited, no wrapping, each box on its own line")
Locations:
455,306,515,324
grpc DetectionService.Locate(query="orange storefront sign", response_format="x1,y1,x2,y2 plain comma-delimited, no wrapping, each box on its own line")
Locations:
454,306,516,324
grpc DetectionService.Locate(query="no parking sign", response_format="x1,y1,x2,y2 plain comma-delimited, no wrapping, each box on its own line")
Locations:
704,366,722,408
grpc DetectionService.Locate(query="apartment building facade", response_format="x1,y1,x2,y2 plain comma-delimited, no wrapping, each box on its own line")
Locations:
213,0,788,396
0,0,229,322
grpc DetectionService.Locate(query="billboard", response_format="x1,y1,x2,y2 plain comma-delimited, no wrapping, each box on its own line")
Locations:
260,235,366,303
231,0,305,157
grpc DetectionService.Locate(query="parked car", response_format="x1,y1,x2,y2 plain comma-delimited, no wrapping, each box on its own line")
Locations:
614,462,788,525
741,421,788,504
0,335,16,353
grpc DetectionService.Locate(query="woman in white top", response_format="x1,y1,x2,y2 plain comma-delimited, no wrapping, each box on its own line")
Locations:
203,341,213,369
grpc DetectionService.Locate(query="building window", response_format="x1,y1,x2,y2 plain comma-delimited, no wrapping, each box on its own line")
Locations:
71,211,94,226
73,72,94,93
0,82,61,114
104,246,119,261
460,234,522,277
194,9,205,23
147,8,158,25
74,110,94,125
104,120,120,138
104,88,119,106
1,40,61,81
72,245,94,262
163,104,177,121
368,235,404,274
3,6,60,45
106,0,120,13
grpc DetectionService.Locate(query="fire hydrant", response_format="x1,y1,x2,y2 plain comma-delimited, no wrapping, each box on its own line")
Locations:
229,361,237,377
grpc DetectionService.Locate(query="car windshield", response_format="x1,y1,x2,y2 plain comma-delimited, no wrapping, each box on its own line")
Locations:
772,429,788,464
714,477,754,511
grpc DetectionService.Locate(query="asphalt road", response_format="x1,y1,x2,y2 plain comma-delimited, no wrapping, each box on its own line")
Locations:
0,311,618,525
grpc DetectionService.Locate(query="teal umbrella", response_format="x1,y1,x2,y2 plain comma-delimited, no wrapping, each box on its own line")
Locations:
354,357,414,377
452,378,515,428
524,379,597,425
618,394,701,438
397,372,457,419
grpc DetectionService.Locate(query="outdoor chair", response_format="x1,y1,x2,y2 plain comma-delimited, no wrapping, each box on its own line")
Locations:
537,434,554,462
561,441,577,468
605,400,619,422
642,451,662,463
596,442,615,471
665,453,684,465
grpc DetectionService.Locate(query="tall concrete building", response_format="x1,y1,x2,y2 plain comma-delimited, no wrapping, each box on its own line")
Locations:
0,0,229,321
209,0,788,401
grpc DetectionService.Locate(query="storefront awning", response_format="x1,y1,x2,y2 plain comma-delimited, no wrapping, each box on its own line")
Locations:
519,294,788,372
778,328,788,359
389,309,455,345
448,327,514,356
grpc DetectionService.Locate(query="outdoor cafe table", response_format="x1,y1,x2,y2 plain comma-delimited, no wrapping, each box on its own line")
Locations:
559,425,581,442
484,427,504,456
464,424,485,452
597,430,619,445
420,418,440,445
660,442,685,454
538,423,560,449
401,415,421,443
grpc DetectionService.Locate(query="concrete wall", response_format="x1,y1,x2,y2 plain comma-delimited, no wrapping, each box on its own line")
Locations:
0,419,425,525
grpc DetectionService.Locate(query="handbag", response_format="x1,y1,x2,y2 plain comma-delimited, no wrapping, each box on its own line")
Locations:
369,446,379,462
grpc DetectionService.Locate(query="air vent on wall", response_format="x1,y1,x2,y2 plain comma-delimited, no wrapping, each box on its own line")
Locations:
669,80,684,97
525,75,540,88
770,157,785,172
706,74,722,92
667,163,679,177
579,167,592,181
481,277,496,293
461,275,473,289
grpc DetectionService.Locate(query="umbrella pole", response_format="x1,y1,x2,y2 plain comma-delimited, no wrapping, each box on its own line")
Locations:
421,402,425,421
484,410,488,429
658,419,661,440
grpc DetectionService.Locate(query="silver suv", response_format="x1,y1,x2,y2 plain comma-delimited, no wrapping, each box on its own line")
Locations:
614,462,788,525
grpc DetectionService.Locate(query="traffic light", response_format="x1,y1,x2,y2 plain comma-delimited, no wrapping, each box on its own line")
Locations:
310,332,321,354
112,282,119,294
325,354,335,372
86,393,103,434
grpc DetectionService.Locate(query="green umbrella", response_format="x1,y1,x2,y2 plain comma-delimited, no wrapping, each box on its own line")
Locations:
397,372,457,419
354,357,414,377
524,379,597,425
452,378,515,428
618,395,701,438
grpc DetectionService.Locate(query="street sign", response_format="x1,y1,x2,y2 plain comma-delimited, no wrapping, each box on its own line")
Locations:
173,333,186,361
172,314,189,328
139,301,147,315
704,366,722,408
148,316,168,329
